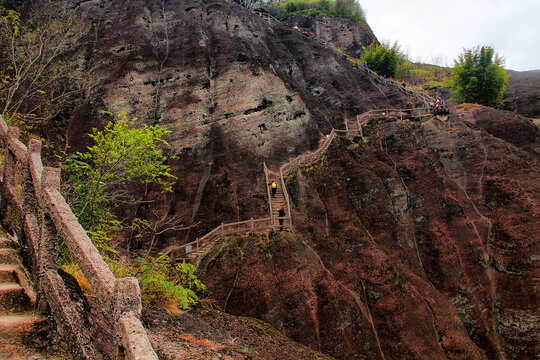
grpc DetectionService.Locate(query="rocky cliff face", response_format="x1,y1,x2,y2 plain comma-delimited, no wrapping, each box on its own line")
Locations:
198,110,539,360
50,0,539,359
69,0,405,248
283,14,377,58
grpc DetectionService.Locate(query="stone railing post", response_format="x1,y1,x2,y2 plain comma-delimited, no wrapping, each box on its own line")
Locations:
3,127,19,186
114,277,156,359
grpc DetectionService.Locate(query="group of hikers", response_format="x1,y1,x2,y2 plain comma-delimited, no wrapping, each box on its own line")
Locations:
429,97,449,115
403,95,448,117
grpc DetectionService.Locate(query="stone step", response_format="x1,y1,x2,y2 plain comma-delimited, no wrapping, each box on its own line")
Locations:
0,313,47,337
0,283,31,313
0,265,17,283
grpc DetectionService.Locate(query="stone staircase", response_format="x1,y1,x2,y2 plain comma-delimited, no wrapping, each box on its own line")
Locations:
0,233,59,359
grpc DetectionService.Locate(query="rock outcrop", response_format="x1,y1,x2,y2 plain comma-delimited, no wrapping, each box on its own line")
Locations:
283,14,377,58
68,0,406,248
198,111,539,360
143,307,334,359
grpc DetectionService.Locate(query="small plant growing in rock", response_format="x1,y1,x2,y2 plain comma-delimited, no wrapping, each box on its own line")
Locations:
133,253,206,311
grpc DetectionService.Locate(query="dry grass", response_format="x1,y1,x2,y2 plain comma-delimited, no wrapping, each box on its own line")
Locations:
179,333,216,348
61,263,93,294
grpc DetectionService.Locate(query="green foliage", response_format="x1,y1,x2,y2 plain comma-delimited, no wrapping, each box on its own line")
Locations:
0,5,88,126
452,45,508,107
64,253,206,311
360,41,404,78
265,0,366,24
133,253,206,311
63,112,176,245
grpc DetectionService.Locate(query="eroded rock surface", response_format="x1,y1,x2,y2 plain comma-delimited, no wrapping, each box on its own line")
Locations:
199,112,539,360
283,14,377,58
69,0,404,247
504,70,540,118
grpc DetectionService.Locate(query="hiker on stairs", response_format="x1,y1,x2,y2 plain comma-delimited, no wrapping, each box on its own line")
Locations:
270,180,277,198
278,207,286,231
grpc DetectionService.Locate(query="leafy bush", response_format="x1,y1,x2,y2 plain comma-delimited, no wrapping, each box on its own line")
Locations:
63,111,176,249
361,41,404,78
452,45,508,107
133,253,206,311
63,254,206,312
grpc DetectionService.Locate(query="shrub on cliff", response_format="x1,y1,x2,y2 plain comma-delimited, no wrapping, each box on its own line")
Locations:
63,111,176,251
360,41,404,78
61,112,206,311
133,253,206,311
452,45,508,107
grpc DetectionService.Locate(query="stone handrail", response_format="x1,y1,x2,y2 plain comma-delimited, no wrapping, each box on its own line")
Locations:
279,167,292,226
280,128,337,177
0,115,157,359
278,105,434,177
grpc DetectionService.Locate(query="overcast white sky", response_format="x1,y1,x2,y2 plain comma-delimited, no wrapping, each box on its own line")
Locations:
360,0,540,71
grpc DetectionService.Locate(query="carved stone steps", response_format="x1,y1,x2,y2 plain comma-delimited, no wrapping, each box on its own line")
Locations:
0,234,51,357
0,313,47,337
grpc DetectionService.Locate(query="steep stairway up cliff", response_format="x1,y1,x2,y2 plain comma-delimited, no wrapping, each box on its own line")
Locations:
175,108,439,263
267,174,291,231
0,233,60,359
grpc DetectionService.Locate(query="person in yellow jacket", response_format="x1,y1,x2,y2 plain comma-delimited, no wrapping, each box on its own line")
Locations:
269,181,277,198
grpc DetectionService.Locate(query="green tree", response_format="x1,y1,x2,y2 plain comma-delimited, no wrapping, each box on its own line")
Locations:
63,113,206,311
452,45,508,107
360,41,403,78
63,112,176,249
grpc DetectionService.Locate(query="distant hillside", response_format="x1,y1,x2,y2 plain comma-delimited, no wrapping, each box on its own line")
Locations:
503,70,540,118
